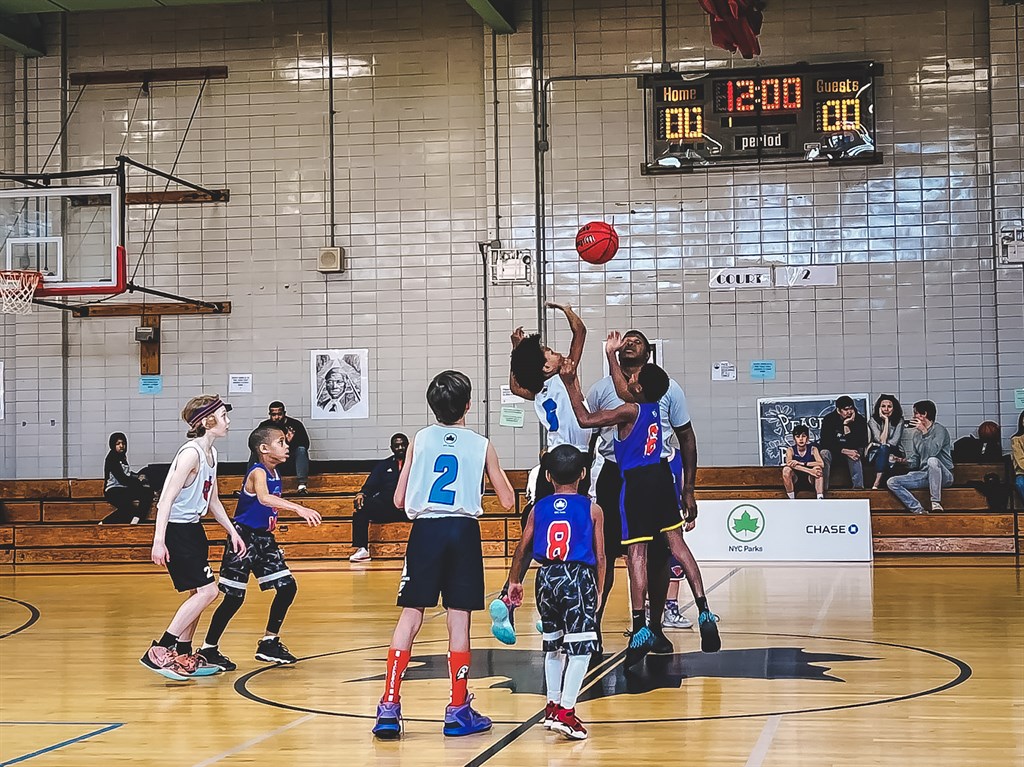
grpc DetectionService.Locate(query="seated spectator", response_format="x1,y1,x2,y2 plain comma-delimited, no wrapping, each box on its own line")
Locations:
952,421,1004,464
99,432,153,524
1013,412,1024,505
866,394,905,490
818,395,868,490
782,424,825,499
349,433,409,563
252,401,311,494
886,400,954,514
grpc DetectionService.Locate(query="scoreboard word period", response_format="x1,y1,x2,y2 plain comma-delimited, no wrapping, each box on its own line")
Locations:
641,61,882,174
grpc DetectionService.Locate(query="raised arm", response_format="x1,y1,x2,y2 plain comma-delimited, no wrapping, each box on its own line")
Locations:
485,442,516,510
547,302,587,366
605,331,635,403
559,358,634,430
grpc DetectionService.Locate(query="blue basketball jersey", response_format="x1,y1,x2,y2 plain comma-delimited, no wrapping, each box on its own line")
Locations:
613,402,663,471
234,464,282,530
531,493,597,567
791,444,816,465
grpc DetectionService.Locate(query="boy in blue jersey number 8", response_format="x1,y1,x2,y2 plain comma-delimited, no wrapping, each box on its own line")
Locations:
560,332,721,668
507,444,606,741
373,371,516,741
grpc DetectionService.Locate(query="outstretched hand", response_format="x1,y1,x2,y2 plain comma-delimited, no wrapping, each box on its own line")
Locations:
558,357,578,380
545,301,571,314
605,330,624,354
510,326,526,348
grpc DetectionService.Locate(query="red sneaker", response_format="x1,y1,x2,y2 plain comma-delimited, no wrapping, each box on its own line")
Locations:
542,701,561,729
552,707,588,740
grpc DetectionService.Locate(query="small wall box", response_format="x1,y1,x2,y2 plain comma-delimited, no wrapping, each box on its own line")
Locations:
317,247,346,273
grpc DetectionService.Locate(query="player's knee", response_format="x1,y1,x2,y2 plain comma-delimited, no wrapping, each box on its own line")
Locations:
196,582,219,604
926,457,940,469
782,466,793,478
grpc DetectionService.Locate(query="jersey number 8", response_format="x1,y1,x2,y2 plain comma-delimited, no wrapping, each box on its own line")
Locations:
428,455,459,505
545,520,572,561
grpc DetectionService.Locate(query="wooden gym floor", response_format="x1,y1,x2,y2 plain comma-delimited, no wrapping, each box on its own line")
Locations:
0,558,1021,766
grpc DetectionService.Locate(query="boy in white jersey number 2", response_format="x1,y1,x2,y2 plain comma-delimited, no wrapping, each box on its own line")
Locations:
372,371,515,740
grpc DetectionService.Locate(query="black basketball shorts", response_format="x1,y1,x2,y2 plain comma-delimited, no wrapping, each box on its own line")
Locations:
536,561,599,656
165,521,216,592
397,516,484,611
595,458,625,559
218,522,295,599
620,462,685,544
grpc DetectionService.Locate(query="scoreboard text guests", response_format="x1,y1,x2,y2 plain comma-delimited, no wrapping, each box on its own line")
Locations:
641,61,882,173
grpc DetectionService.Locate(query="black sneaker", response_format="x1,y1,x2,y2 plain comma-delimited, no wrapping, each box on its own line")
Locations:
198,645,237,672
650,631,674,655
256,637,297,665
698,610,722,653
624,626,655,668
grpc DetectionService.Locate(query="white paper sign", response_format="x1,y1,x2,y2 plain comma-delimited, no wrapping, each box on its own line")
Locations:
501,385,525,405
685,499,873,562
776,265,839,287
709,267,773,290
711,361,736,381
228,373,253,394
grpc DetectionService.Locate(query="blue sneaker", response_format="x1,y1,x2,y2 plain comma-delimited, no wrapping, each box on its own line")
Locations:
489,596,516,645
698,610,721,653
443,694,492,736
624,626,655,668
372,700,403,740
536,619,543,634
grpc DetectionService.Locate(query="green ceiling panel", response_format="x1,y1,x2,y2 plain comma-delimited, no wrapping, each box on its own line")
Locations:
0,0,260,13
0,11,45,55
0,0,63,14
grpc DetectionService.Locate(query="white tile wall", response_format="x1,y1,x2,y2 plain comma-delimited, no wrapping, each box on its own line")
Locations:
1,0,1021,477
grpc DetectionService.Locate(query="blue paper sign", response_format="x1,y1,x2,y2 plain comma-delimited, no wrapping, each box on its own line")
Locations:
139,375,163,394
750,360,777,380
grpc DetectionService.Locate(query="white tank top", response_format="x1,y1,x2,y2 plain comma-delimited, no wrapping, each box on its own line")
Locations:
533,374,593,451
405,425,488,519
166,440,218,523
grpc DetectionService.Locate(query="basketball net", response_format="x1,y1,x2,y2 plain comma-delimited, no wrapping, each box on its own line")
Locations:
0,270,42,315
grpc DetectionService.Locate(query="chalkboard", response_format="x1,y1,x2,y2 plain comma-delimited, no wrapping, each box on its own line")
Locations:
757,394,870,466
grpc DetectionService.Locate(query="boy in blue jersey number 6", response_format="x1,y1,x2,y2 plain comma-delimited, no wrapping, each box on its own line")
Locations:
198,424,322,671
560,333,721,668
373,371,516,740
507,445,606,741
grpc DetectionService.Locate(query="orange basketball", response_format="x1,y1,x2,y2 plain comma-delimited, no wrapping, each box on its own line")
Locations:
575,221,619,265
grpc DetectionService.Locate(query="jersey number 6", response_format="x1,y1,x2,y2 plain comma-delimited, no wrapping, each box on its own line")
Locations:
545,520,572,561
428,455,459,505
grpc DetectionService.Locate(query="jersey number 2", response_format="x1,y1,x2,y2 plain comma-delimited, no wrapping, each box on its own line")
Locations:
428,455,459,505
542,399,559,432
545,520,571,560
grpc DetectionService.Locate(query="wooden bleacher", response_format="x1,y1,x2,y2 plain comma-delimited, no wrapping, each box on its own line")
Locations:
0,465,1018,564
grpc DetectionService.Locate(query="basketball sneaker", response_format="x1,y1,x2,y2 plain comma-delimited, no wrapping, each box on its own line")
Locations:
349,547,371,563
443,694,492,737
198,645,236,672
662,603,693,629
372,700,403,740
542,701,560,729
488,595,516,645
551,707,588,740
256,637,297,664
698,610,721,653
175,651,221,677
650,631,674,655
139,642,189,681
624,626,655,668
931,502,944,512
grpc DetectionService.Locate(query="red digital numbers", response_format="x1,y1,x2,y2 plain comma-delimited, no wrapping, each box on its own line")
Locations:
720,77,802,112
545,520,572,561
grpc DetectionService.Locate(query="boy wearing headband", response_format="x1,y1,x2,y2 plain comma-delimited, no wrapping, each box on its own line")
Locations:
140,394,247,681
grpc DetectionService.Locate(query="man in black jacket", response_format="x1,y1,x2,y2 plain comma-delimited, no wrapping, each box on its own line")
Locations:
349,433,409,562
818,395,868,490
252,402,312,494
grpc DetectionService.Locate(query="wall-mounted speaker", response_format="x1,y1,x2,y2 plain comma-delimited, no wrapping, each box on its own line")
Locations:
317,246,346,273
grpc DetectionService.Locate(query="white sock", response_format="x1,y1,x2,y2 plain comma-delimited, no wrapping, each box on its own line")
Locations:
262,635,277,642
560,654,590,710
544,651,566,705
201,643,216,650
786,491,795,499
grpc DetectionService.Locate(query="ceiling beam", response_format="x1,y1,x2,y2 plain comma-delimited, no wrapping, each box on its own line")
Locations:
0,12,45,57
465,0,515,33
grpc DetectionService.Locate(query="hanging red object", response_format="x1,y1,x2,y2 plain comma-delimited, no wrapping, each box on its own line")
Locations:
697,0,765,59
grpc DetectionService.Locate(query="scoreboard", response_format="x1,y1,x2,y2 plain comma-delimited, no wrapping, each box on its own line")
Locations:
641,61,882,173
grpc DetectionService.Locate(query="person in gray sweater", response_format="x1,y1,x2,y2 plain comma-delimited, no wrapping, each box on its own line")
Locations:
886,400,954,514
866,395,905,491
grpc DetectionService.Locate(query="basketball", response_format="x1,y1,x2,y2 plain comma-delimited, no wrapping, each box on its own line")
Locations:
978,421,1000,441
575,221,618,264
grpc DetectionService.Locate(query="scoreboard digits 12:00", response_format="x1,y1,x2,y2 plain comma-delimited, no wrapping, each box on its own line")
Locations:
641,61,882,173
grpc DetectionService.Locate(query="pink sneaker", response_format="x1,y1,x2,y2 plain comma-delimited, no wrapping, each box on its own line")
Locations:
139,643,189,681
176,651,221,677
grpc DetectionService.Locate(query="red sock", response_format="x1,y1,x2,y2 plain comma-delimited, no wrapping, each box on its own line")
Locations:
383,648,410,704
448,650,471,706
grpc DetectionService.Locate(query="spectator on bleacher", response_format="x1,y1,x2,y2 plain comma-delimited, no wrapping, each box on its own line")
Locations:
886,400,954,514
866,395,905,491
100,432,153,525
782,424,825,499
818,395,868,491
252,402,311,494
952,421,1004,464
1012,412,1024,505
349,433,409,563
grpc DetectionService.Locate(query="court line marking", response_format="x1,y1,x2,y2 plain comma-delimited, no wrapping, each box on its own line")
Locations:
0,596,40,640
810,571,841,634
0,723,123,766
744,715,782,767
462,566,743,767
190,714,316,767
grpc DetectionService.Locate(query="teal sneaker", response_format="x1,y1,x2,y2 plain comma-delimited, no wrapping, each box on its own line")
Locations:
698,610,721,653
489,596,516,645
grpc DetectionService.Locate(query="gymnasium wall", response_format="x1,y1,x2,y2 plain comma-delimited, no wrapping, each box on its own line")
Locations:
0,0,1021,478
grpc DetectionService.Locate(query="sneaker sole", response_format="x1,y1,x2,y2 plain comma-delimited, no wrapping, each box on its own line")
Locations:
488,600,516,645
443,723,492,737
372,725,402,740
139,658,190,682
185,666,222,677
349,554,371,562
625,644,653,668
699,625,722,653
255,654,297,665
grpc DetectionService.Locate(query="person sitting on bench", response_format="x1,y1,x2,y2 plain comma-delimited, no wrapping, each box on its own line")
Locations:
349,433,409,562
100,432,153,524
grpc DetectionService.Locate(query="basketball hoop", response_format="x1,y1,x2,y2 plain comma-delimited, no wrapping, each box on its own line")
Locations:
0,270,42,315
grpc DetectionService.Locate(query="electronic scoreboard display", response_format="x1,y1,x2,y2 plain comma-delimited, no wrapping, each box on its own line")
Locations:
641,61,882,173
